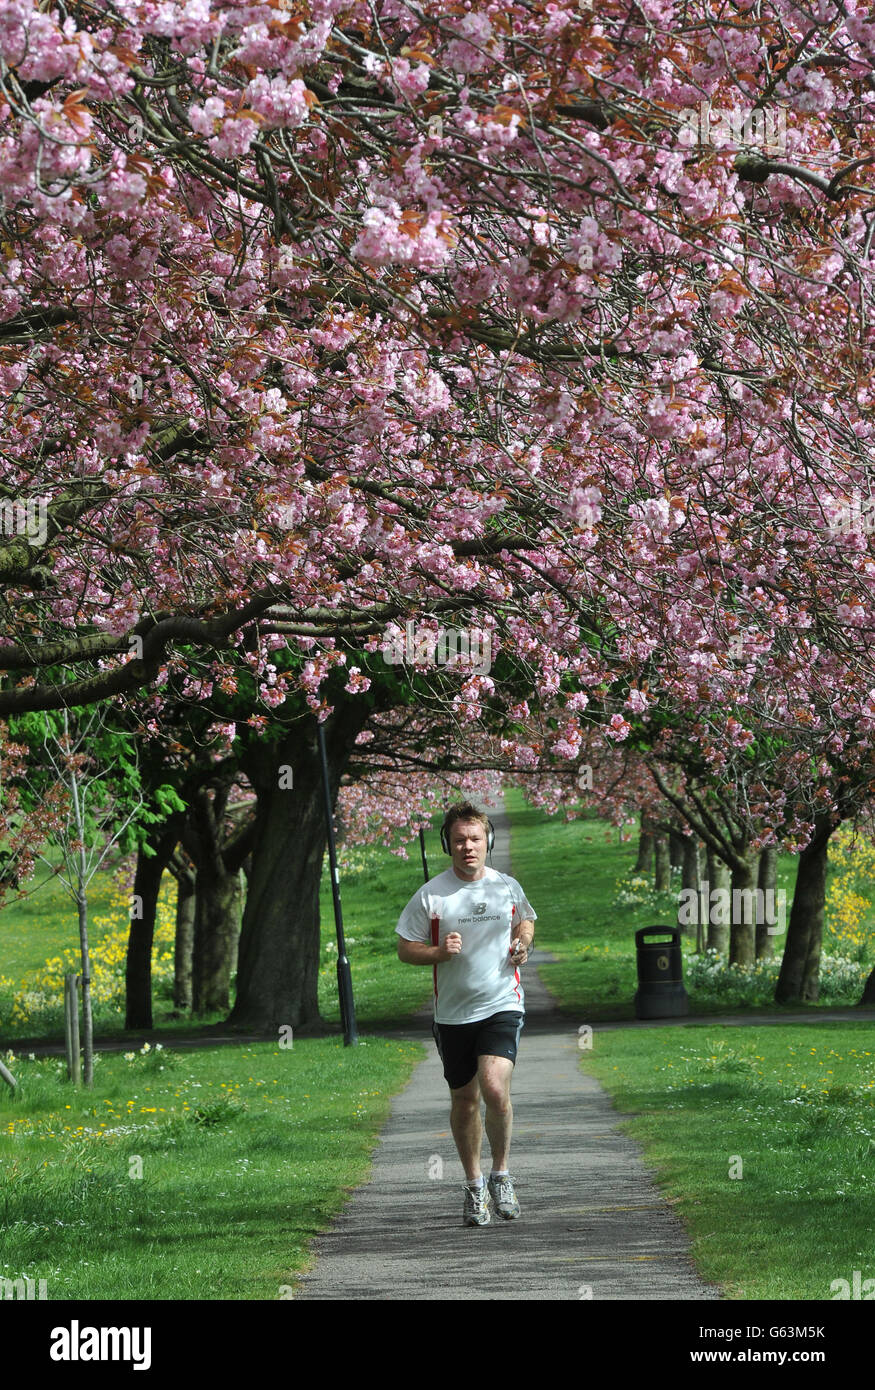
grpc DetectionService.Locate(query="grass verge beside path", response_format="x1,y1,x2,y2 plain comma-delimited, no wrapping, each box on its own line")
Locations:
577,1022,875,1299
499,791,875,1300
0,822,434,1301
0,1037,422,1299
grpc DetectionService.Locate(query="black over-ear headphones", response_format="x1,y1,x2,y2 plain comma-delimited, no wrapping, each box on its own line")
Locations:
441,817,496,855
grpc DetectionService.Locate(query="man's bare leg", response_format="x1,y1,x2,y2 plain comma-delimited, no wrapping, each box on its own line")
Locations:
450,1073,483,1181
478,1054,514,1172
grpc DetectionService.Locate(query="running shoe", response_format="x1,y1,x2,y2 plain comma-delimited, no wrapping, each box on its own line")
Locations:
487,1173,521,1219
463,1183,492,1226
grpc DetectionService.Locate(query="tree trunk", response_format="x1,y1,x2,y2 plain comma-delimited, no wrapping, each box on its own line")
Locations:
775,820,833,1004
669,829,685,870
634,830,654,874
860,968,875,1004
77,889,94,1088
227,701,369,1033
69,758,94,1087
729,852,757,967
756,845,778,960
192,862,244,1014
680,836,702,946
706,850,731,954
125,824,179,1029
182,786,252,1016
653,836,671,891
168,852,195,1013
230,868,244,980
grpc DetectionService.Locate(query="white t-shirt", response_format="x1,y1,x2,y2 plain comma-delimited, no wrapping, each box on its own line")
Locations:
395,866,537,1024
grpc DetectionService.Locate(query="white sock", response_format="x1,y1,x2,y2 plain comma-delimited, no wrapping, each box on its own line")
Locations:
466,1175,484,1188
490,1170,509,1179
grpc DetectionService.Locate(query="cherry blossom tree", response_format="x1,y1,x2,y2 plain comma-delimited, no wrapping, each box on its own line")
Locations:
2,0,875,1020
1,0,874,725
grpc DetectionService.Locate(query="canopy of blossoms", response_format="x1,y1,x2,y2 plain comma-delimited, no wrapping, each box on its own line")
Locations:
1,0,874,845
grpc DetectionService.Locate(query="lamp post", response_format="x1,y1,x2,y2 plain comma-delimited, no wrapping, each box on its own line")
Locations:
419,826,430,884
317,720,358,1046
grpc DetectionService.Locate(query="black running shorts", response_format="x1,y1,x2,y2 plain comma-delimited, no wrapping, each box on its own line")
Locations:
431,1010,525,1090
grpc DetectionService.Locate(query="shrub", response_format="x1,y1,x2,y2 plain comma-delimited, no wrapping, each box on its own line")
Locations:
685,947,868,1006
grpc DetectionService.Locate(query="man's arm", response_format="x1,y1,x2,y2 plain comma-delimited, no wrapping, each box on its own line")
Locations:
397,933,462,964
510,918,535,966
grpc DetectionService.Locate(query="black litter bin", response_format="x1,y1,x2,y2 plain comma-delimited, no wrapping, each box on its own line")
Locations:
634,926,689,1019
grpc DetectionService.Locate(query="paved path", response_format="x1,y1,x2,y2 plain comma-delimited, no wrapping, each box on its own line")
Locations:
293,806,722,1301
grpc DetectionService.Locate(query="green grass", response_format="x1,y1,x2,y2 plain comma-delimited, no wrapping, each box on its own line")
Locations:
0,1037,422,1299
577,1022,875,1299
0,848,124,978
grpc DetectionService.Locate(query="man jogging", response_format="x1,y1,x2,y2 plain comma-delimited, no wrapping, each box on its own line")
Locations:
395,801,536,1227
